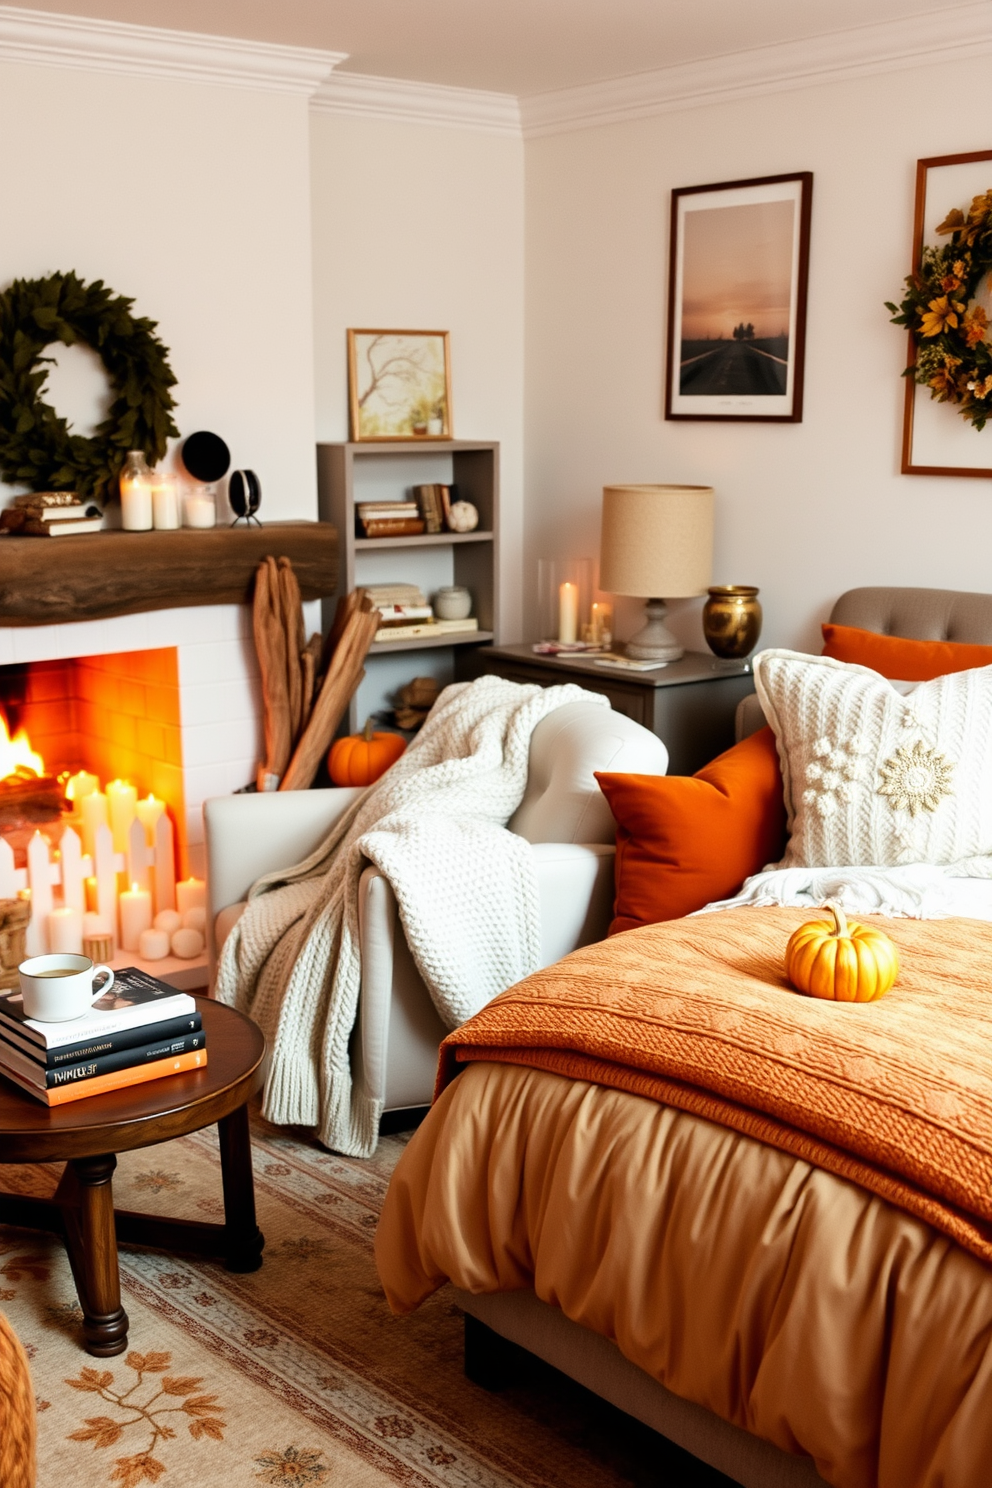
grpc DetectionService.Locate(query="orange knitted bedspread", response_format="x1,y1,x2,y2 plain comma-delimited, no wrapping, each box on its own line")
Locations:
439,905,992,1263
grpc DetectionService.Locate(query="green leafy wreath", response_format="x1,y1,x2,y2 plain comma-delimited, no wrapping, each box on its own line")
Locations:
0,270,179,501
887,188,992,432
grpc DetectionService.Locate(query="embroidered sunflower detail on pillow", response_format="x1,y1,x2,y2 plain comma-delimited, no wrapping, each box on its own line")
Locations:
753,650,989,869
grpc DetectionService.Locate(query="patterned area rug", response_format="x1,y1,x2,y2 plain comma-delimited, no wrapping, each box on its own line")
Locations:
0,1107,732,1487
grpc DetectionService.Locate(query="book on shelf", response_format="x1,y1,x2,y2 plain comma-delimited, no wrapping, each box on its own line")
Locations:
373,617,479,643
376,604,434,626
412,484,444,534
0,1027,206,1091
1,508,103,536
0,1047,208,1106
359,517,426,538
0,967,196,1050
362,583,426,607
355,501,419,517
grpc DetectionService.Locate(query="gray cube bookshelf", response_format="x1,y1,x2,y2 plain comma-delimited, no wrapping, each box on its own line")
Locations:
316,440,500,732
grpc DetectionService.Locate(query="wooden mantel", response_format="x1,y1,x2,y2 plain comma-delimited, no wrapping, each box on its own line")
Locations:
0,521,338,625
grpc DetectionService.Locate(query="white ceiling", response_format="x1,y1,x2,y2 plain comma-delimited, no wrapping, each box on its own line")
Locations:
3,0,959,95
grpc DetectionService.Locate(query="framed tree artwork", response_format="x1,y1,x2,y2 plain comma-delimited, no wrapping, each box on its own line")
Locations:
896,150,992,479
665,172,813,423
348,329,452,442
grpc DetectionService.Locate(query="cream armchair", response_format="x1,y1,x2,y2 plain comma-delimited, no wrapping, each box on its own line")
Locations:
204,701,667,1123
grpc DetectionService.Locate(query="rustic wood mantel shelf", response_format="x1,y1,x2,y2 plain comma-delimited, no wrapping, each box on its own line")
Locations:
0,521,338,626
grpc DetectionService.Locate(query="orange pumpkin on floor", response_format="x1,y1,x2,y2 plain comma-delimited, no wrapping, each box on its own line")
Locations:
328,719,406,787
785,902,899,1003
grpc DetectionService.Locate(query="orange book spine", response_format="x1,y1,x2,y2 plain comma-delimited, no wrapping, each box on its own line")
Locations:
20,1048,208,1106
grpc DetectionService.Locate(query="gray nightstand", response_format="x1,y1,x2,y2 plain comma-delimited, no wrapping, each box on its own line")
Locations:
456,645,755,775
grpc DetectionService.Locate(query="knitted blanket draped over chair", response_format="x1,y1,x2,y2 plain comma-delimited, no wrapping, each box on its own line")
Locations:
215,676,608,1156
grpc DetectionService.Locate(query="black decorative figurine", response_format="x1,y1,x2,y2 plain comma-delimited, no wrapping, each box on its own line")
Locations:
229,469,262,526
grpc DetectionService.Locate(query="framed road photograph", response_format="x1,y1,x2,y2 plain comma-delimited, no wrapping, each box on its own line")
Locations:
900,150,992,479
665,172,813,423
348,329,452,442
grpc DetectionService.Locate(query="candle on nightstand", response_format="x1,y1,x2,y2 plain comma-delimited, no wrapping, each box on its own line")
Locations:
138,927,171,961
136,794,165,843
47,906,83,955
107,780,138,853
81,792,109,858
120,882,152,951
558,581,578,644
176,877,206,917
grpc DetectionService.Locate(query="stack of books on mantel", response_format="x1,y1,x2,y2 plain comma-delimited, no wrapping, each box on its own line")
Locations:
0,968,206,1106
0,491,103,537
355,500,425,539
365,584,479,645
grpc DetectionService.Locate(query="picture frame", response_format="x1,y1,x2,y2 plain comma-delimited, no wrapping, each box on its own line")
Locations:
665,172,813,423
900,150,992,479
347,329,452,442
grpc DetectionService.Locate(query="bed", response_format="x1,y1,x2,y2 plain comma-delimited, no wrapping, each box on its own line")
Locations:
375,587,992,1488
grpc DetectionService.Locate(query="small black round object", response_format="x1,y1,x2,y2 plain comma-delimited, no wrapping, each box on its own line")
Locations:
229,469,261,519
180,431,230,483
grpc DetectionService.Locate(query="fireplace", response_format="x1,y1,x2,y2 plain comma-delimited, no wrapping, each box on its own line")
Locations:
0,602,288,984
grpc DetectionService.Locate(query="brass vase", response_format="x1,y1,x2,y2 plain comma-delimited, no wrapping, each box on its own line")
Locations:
703,586,762,660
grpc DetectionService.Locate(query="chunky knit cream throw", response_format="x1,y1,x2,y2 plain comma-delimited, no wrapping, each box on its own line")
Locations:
215,675,608,1156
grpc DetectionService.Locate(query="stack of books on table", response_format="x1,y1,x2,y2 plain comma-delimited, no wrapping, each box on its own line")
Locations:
355,500,425,538
0,968,206,1106
0,491,103,537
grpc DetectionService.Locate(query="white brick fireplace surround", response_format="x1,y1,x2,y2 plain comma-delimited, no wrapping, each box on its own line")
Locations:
0,601,319,877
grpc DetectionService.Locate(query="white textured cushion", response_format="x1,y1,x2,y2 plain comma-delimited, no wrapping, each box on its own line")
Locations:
754,649,992,869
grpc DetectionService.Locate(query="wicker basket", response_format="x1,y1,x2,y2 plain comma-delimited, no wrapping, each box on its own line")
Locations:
0,899,30,992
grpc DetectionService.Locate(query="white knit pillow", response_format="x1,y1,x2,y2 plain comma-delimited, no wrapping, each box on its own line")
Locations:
753,649,992,869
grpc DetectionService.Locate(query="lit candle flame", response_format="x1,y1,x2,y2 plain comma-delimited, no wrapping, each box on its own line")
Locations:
0,712,44,780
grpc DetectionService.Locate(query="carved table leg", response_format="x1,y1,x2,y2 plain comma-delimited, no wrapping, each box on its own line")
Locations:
64,1155,129,1357
218,1103,264,1273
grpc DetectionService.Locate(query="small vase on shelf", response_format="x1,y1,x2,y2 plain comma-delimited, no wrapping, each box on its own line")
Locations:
703,585,762,660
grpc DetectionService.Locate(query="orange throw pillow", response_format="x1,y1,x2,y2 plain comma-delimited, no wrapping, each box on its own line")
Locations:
596,726,787,936
821,622,992,681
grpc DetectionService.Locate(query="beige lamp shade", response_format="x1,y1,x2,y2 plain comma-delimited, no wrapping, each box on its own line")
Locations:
600,484,714,599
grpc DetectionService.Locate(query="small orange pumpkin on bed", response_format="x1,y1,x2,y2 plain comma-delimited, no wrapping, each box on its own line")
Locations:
327,719,406,787
785,902,899,1003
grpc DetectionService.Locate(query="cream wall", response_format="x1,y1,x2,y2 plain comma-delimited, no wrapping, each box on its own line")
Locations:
310,112,525,638
0,58,318,518
523,55,992,653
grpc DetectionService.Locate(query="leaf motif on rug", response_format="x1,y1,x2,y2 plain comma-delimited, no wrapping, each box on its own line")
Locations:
65,1349,226,1484
253,1445,331,1483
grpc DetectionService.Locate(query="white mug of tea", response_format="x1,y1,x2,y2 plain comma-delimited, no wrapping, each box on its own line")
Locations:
18,954,115,1023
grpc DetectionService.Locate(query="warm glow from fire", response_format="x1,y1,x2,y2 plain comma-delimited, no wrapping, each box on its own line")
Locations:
0,712,44,780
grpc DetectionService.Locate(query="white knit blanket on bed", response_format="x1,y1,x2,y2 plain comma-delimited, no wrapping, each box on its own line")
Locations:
214,675,608,1157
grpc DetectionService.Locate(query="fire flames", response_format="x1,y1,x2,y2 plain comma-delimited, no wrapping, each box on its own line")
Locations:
0,711,44,782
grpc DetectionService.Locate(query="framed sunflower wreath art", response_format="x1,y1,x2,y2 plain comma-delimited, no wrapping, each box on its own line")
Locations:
0,270,178,503
889,149,992,478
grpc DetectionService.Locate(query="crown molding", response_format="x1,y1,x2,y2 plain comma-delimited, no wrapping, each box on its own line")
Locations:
312,70,521,136
521,2,992,137
0,5,345,94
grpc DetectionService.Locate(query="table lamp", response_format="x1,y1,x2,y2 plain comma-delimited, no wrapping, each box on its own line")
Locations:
599,484,714,661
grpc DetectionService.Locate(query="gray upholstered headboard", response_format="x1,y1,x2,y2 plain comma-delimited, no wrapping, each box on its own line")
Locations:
735,585,992,741
829,586,992,644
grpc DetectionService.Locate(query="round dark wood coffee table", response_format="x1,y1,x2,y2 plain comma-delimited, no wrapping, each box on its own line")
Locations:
0,997,265,1357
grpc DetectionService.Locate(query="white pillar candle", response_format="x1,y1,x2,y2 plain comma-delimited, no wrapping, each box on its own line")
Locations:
176,877,206,917
135,794,165,843
107,780,138,853
184,493,216,529
47,905,83,955
152,475,180,530
119,882,152,951
66,770,99,803
120,475,153,531
83,912,113,940
81,791,109,858
558,581,578,644
138,926,171,961
153,908,182,935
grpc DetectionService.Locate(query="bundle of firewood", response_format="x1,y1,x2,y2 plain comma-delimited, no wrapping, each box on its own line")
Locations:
252,557,379,792
0,899,30,990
